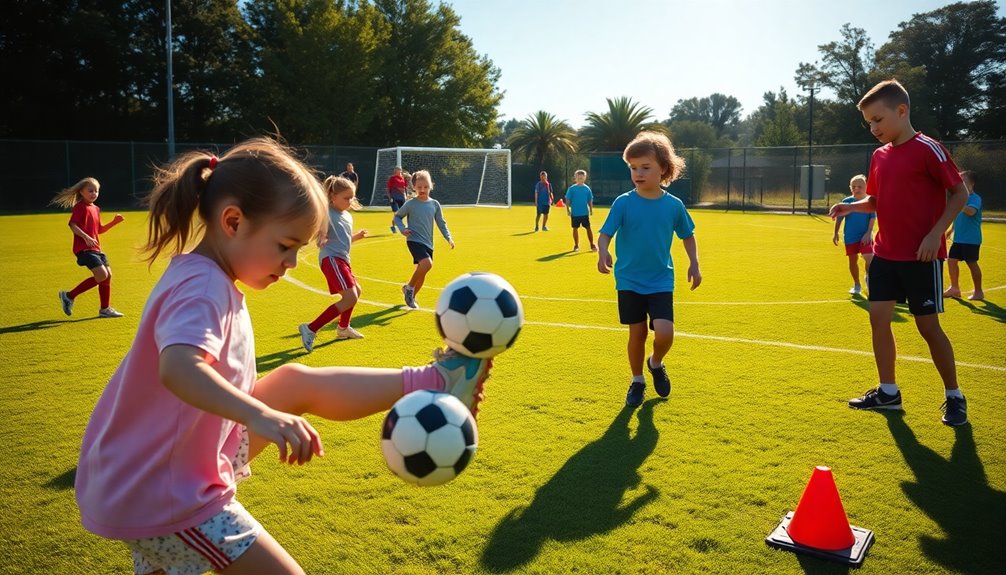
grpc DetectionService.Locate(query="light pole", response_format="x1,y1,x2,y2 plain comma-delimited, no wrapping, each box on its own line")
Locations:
806,80,816,215
166,0,175,158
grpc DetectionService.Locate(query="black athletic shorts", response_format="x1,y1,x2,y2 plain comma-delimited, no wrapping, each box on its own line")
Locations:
76,250,109,269
617,290,674,328
571,215,591,229
406,240,434,264
868,256,943,316
948,242,980,263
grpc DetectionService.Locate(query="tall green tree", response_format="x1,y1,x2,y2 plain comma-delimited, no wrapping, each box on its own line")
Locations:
668,94,743,137
579,96,662,152
874,0,1006,139
506,111,577,171
752,89,803,147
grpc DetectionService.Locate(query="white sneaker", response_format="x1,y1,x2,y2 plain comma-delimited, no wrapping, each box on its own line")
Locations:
98,307,124,318
59,291,74,316
849,285,862,295
336,325,364,339
298,323,316,352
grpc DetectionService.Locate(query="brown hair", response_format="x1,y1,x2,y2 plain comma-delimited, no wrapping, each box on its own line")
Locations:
50,177,100,209
960,170,976,187
142,138,327,263
623,131,686,185
411,169,434,189
323,175,361,210
858,79,910,111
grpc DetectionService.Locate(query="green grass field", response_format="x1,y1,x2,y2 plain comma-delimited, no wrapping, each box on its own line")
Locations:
1,206,1004,574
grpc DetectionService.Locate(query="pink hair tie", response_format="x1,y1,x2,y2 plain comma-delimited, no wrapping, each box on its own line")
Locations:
208,156,218,170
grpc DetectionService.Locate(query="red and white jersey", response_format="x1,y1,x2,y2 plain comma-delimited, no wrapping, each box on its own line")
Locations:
866,132,962,261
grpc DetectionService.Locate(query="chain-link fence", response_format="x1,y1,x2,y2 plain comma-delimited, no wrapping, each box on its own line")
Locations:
4,139,1004,214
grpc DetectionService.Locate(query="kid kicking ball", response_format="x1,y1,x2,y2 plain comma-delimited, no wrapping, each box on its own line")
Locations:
435,272,524,358
381,390,477,486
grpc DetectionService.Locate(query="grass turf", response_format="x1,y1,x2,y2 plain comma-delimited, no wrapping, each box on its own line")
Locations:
1,206,1004,574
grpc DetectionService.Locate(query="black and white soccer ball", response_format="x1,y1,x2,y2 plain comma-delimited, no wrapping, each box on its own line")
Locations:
435,272,524,358
381,390,478,486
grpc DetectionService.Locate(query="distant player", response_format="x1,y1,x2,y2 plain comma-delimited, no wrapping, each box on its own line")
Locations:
565,169,596,252
394,170,454,309
597,131,701,407
50,177,126,318
533,171,553,232
943,170,984,301
339,162,359,187
299,176,369,353
386,165,408,233
829,79,970,426
832,174,875,294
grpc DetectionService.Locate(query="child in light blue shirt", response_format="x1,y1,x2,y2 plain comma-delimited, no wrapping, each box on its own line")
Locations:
565,169,596,251
944,170,984,300
395,170,454,309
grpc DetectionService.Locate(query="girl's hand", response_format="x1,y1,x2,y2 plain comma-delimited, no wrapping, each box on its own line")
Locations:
113,214,125,224
357,229,369,239
84,236,98,249
402,228,413,237
832,233,839,246
247,408,324,465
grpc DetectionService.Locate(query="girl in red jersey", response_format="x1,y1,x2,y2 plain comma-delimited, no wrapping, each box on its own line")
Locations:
51,177,126,317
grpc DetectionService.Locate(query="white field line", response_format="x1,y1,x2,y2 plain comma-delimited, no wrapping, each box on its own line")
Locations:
282,275,1006,373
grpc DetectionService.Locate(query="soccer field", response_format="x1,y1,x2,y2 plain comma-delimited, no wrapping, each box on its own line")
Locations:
1,206,1003,574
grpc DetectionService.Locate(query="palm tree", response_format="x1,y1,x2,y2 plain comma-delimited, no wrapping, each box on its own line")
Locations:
506,111,577,171
579,97,664,152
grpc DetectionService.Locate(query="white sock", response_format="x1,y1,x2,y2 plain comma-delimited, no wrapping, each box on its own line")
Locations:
945,388,964,399
632,375,645,384
879,383,899,395
648,356,663,369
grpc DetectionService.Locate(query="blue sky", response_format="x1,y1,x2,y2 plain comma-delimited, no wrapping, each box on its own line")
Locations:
445,0,1004,128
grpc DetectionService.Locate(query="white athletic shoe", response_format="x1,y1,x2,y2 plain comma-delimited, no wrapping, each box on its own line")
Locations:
98,307,124,318
298,323,316,353
849,285,862,295
336,326,364,339
59,291,74,316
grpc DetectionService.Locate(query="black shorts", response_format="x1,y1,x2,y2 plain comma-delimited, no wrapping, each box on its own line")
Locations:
76,250,109,269
390,197,405,212
406,240,434,264
617,290,674,328
571,215,591,229
868,256,943,316
536,204,551,215
948,242,980,263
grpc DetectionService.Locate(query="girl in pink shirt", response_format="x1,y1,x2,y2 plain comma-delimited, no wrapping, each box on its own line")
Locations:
75,138,492,575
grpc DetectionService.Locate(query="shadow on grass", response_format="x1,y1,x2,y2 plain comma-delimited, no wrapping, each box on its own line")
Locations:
536,251,575,262
0,317,101,335
884,412,1006,574
480,400,661,573
849,297,910,323
511,231,537,237
45,467,76,490
950,297,1006,324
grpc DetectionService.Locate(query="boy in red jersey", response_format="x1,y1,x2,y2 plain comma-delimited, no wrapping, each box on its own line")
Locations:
829,79,970,426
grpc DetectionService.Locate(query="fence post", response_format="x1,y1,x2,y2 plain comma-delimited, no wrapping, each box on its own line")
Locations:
741,147,748,212
726,149,732,209
791,146,798,215
130,141,136,200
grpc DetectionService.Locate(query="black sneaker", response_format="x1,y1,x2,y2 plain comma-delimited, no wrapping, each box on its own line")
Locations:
647,356,671,397
848,386,902,410
625,381,644,407
940,396,968,426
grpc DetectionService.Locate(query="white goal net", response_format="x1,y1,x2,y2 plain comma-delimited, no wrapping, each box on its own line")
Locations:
369,147,511,208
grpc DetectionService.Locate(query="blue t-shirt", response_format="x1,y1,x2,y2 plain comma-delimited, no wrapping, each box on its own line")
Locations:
952,192,982,245
534,181,552,207
565,184,593,217
599,190,695,293
840,196,876,244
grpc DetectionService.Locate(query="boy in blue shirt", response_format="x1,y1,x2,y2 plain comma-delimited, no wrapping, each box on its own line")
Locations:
533,171,553,232
565,169,596,251
944,170,984,301
597,132,701,407
832,174,876,294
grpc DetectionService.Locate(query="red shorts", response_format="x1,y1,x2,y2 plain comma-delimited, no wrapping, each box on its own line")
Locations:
321,256,356,294
845,242,874,256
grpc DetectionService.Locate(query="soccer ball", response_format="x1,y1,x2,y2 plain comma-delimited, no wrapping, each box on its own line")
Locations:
381,390,478,486
435,272,524,358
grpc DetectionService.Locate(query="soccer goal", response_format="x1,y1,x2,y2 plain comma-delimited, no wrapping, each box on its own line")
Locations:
369,147,512,208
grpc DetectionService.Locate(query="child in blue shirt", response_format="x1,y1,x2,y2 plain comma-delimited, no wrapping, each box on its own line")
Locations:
533,171,553,232
944,170,984,301
394,170,454,309
597,132,701,407
565,169,596,252
832,174,876,295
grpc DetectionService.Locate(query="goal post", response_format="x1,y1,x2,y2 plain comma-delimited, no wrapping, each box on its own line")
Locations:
369,147,512,208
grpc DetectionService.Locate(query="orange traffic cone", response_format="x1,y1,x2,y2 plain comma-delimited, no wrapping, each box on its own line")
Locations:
766,466,874,565
555,198,565,207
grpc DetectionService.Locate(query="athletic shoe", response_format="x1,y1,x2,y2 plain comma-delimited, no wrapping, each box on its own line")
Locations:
534,226,539,232
403,285,418,309
590,245,598,252
390,225,397,234
647,356,671,398
848,386,902,410
849,285,862,295
572,246,580,252
940,396,968,426
98,307,124,318
542,226,549,231
431,347,492,418
625,381,644,407
298,323,316,353
59,291,73,316
336,325,364,339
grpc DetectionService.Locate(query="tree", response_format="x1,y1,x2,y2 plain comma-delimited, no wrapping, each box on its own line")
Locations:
506,111,577,171
664,120,726,149
579,96,662,152
668,94,743,137
493,118,521,148
875,0,1006,139
753,89,803,147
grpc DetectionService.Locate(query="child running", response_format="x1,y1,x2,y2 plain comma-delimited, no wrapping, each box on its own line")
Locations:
394,170,454,309
299,176,369,352
52,177,126,318
74,139,491,575
597,131,701,407
565,169,596,252
832,174,875,294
